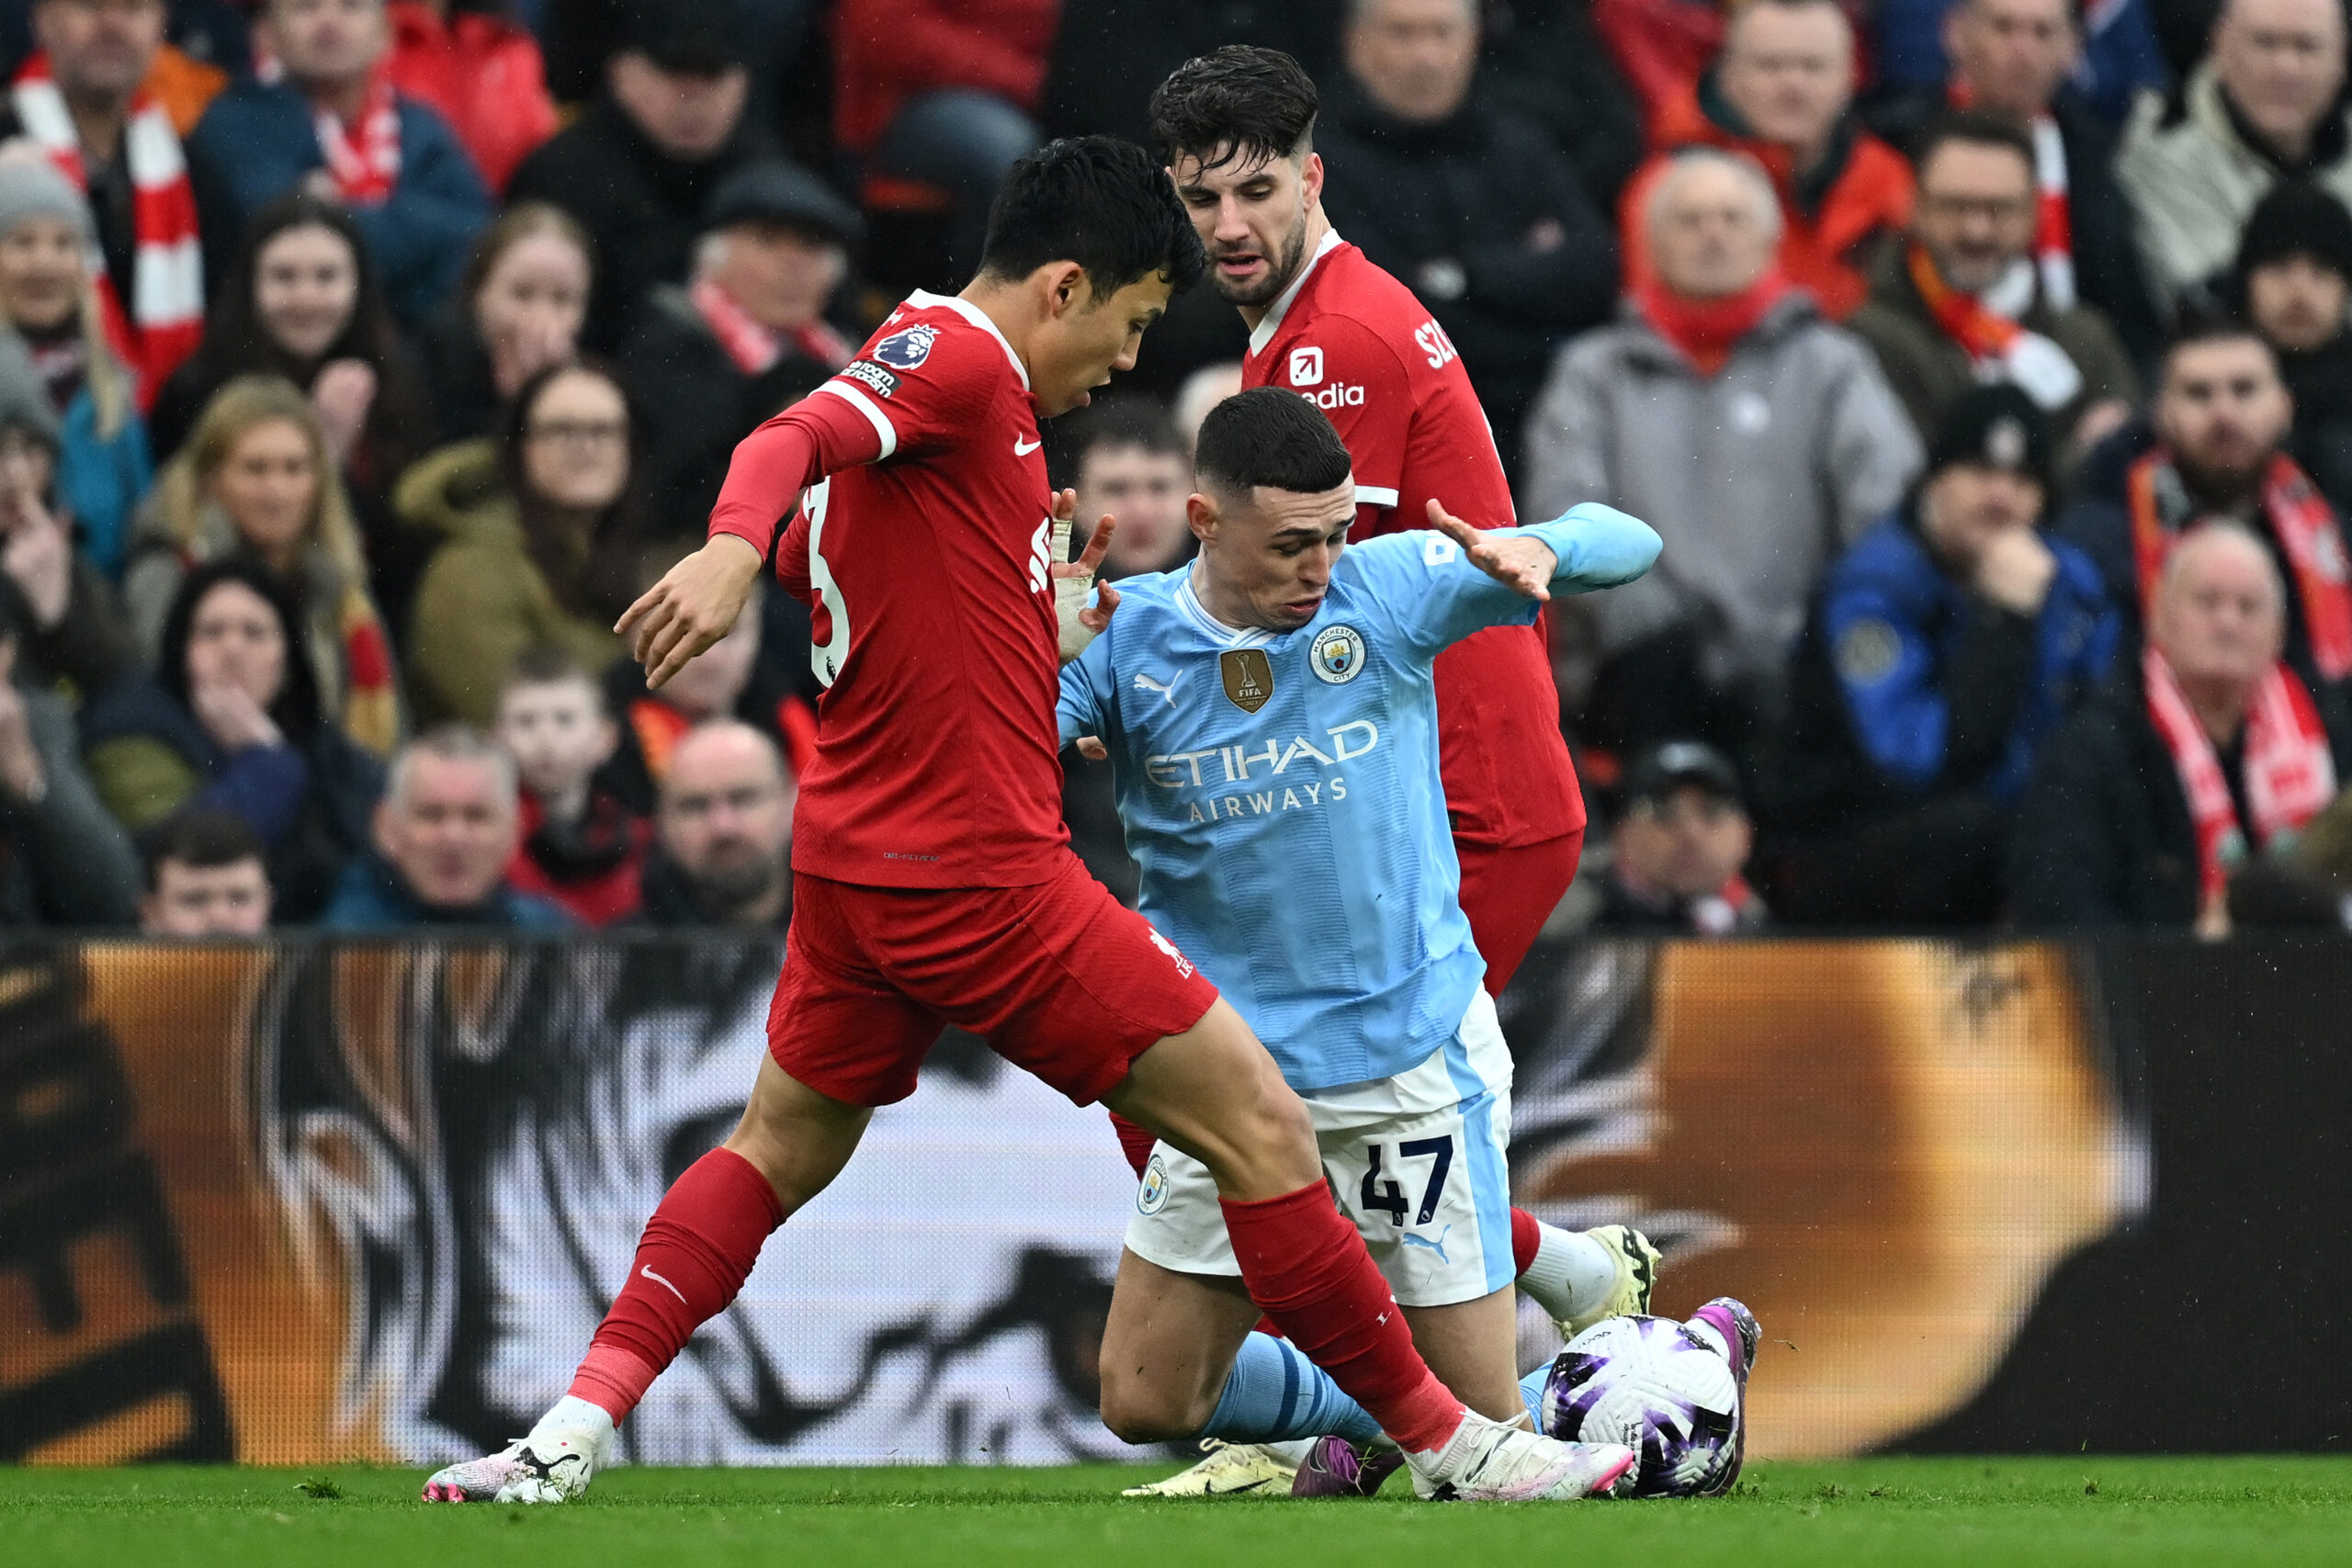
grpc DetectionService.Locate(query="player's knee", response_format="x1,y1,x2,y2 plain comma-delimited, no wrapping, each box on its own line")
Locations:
1097,1361,1212,1444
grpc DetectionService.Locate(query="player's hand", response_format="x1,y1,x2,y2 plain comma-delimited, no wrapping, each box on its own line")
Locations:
1074,736,1108,761
1427,498,1557,601
1050,490,1120,661
618,534,765,689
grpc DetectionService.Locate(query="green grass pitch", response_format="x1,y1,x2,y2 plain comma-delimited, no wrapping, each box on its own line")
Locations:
6,1458,2350,1567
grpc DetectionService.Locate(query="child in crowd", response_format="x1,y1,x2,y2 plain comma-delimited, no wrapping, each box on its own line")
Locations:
494,644,648,925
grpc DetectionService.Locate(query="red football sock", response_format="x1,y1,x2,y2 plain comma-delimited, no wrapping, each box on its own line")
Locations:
1512,1207,1541,1277
1109,1111,1158,1179
1221,1182,1464,1453
566,1147,785,1423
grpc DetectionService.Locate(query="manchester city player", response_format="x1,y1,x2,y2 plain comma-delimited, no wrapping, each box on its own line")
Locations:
1064,388,1661,1497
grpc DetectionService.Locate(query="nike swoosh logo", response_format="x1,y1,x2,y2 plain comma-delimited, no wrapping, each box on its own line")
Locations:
1014,436,1042,456
641,1265,687,1303
1203,1478,1272,1495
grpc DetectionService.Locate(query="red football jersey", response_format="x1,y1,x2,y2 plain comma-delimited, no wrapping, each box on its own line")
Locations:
773,292,1067,888
1242,231,1586,848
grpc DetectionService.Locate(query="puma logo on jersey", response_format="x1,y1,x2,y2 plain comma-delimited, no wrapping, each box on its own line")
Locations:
1028,518,1053,593
1014,434,1043,456
1134,672,1180,705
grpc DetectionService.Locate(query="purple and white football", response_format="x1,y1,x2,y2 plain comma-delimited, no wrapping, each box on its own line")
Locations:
1537,1312,1746,1498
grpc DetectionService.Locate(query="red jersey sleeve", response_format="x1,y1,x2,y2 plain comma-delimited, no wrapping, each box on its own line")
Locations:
1280,315,1415,527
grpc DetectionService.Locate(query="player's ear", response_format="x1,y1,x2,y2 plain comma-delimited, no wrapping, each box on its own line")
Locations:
1039,260,1087,319
1301,151,1325,207
1186,491,1218,542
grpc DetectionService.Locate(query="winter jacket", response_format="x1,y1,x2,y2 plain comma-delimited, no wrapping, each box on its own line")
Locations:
319,851,571,931
55,376,151,581
2117,63,2352,304
187,80,492,330
396,439,626,727
415,298,500,446
1625,73,1915,321
18,555,139,712
1475,0,1646,214
2276,330,2352,522
383,0,557,194
1845,245,2142,458
1521,292,1922,703
503,787,649,927
1316,78,1620,478
832,0,1057,156
0,682,138,926
627,843,790,931
2009,671,2204,926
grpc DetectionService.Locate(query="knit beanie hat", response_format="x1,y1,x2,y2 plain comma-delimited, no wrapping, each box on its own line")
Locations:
1928,383,2053,493
2237,180,2352,283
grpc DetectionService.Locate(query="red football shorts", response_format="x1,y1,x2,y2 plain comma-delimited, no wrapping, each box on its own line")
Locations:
767,850,1220,1108
1454,828,1585,997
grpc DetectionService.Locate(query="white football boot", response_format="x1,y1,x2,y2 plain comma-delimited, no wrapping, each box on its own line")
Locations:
1406,1409,1634,1503
422,1398,615,1504
1120,1438,1310,1497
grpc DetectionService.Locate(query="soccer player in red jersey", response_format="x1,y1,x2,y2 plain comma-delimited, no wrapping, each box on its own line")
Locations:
420,138,1625,1506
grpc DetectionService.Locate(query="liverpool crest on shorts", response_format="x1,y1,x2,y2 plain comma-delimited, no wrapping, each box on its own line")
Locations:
1220,648,1275,713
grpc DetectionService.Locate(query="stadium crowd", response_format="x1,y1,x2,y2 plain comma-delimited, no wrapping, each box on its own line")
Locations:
0,0,2347,937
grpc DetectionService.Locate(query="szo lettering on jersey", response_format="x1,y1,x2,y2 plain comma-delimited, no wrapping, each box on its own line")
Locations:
1414,319,1459,370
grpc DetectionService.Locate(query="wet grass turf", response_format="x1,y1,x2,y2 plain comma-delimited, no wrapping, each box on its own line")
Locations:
3,1457,2347,1567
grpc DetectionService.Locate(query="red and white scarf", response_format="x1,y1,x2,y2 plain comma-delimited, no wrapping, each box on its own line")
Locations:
2127,449,2352,682
313,75,401,205
1948,80,2075,310
690,277,854,377
10,54,202,402
1906,241,2083,410
2143,643,2335,905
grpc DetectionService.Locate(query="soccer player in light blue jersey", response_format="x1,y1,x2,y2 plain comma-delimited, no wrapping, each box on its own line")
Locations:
1064,388,1663,1498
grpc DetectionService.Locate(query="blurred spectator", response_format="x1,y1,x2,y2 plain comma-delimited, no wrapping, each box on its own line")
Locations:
1316,0,1619,479
383,0,558,194
137,806,271,933
0,570,137,924
1873,0,2170,126
1865,0,2165,362
507,0,766,353
2231,180,2352,514
187,0,492,331
2118,0,2352,305
1170,361,1240,457
83,558,381,920
1849,111,2139,464
2013,521,2342,930
1766,387,2120,923
2058,315,2352,717
1623,0,1915,321
399,361,650,726
1057,399,1194,581
1038,0,1340,149
0,156,149,577
1476,0,1646,214
1590,740,1768,934
415,201,592,445
6,0,205,398
320,720,570,927
1524,149,1920,761
0,338,138,706
494,641,646,925
127,374,401,756
623,160,857,525
634,717,791,927
835,0,1051,284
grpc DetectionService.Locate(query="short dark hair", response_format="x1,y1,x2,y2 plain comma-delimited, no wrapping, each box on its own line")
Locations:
500,642,607,710
1193,387,1352,497
1148,46,1320,173
978,136,1206,299
2163,303,2277,379
1912,109,2037,186
1052,397,1186,486
141,808,265,891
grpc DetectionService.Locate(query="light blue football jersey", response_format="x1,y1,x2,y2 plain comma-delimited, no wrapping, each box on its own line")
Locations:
1057,507,1657,1092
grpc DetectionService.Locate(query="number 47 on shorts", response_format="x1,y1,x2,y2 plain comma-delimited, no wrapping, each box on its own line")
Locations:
1360,1135,1453,1224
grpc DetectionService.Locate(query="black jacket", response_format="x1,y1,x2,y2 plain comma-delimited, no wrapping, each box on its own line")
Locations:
628,844,791,931
1475,0,1647,215
2277,330,2352,522
1315,79,1618,479
2009,672,2203,927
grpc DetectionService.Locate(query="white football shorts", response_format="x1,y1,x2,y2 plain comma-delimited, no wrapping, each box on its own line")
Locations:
1124,988,1515,1307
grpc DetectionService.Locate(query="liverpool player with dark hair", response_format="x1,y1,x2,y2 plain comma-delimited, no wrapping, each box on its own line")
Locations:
422,137,1629,1507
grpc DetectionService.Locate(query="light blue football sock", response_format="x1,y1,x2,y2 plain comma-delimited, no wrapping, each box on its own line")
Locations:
1201,1332,1385,1447
1520,1367,1549,1427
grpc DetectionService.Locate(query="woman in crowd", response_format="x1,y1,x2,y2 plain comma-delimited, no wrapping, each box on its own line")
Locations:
125,377,401,758
83,559,382,922
416,203,594,445
398,361,659,726
0,159,151,580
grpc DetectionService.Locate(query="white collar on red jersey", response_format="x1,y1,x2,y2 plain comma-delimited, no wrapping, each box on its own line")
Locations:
1248,227,1346,356
906,288,1031,389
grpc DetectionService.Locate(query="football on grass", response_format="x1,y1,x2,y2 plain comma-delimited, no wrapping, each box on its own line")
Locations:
1537,1314,1743,1498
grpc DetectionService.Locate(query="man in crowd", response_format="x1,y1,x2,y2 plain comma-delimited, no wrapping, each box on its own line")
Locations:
187,0,490,329
1765,387,2119,923
635,719,793,929
322,724,571,928
508,0,768,353
9,0,204,397
2058,314,2352,723
1849,111,2138,463
624,161,862,525
1314,0,1619,477
137,807,271,934
2233,181,2352,514
1059,399,1195,581
1590,741,1769,935
2014,522,2344,931
1524,147,1919,762
2119,0,2352,303
1625,0,1915,321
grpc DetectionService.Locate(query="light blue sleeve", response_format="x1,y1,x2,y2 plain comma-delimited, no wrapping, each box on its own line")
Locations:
1057,637,1113,748
1351,503,1661,663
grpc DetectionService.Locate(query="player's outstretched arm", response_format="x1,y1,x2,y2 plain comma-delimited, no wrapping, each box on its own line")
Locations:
1426,500,1561,599
1426,498,1660,598
1049,488,1121,663
617,535,765,689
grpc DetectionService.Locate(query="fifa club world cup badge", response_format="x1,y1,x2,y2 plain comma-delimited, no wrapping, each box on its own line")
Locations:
1310,625,1367,684
1221,649,1275,713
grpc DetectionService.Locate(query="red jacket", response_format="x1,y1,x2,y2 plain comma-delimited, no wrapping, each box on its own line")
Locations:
1622,79,1913,321
504,791,650,927
832,0,1059,155
385,1,557,193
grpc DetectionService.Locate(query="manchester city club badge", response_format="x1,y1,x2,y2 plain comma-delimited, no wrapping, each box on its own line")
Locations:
1309,624,1367,684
